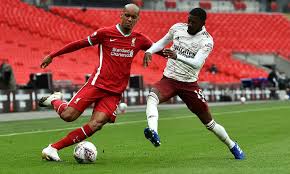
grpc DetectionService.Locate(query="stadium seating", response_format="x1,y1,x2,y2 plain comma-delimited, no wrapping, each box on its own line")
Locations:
0,0,97,84
131,0,144,7
1,0,289,86
51,7,289,82
233,0,247,11
270,2,278,12
165,0,177,9
199,0,212,10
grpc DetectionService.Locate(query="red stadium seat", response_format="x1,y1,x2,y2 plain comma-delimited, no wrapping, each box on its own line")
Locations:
165,0,177,9
270,2,278,12
1,1,289,85
233,0,247,11
132,0,144,7
199,1,212,10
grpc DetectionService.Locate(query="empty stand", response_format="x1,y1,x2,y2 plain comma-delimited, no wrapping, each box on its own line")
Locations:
1,0,289,86
50,7,289,84
165,0,177,9
199,0,212,10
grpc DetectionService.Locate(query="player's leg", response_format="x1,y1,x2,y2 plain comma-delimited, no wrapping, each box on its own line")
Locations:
49,111,109,151
178,84,244,159
38,92,68,115
42,111,109,161
42,90,121,161
41,85,107,161
199,112,244,159
53,93,122,150
38,91,81,122
39,84,97,122
145,77,177,147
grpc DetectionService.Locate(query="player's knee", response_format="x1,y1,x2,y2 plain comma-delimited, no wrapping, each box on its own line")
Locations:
88,112,110,132
147,92,159,105
88,119,106,132
60,110,79,122
60,113,75,122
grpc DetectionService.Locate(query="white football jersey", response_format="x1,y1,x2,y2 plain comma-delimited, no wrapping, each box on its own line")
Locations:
163,23,214,82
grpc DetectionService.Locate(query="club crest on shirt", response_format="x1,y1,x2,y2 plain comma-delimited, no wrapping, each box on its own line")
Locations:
131,37,136,47
191,42,199,49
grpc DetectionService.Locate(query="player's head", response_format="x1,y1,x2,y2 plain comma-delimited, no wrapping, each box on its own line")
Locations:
120,4,140,31
187,8,207,35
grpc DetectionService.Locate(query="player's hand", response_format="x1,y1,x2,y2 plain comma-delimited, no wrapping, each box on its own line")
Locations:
40,55,53,69
163,48,177,60
143,52,152,67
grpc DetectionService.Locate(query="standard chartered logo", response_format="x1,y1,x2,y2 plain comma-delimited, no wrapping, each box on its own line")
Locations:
111,48,134,58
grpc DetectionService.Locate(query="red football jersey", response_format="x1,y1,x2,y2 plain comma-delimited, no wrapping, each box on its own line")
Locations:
86,24,152,94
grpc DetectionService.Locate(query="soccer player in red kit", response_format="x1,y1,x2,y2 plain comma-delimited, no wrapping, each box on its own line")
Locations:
39,4,153,161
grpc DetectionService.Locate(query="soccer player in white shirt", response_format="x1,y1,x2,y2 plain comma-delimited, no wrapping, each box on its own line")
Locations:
143,8,245,159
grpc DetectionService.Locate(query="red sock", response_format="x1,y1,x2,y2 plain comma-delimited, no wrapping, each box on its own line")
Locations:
51,99,67,115
51,124,94,150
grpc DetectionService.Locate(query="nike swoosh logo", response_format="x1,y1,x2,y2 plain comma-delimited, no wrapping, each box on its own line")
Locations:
110,39,117,42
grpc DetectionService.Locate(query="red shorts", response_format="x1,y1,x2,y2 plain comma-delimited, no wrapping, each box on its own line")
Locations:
68,83,122,122
153,76,209,115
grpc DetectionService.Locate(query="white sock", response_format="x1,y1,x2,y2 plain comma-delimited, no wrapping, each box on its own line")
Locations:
146,92,159,133
206,120,235,149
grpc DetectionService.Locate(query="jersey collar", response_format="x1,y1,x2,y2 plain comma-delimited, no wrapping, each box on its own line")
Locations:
196,26,206,35
116,24,131,37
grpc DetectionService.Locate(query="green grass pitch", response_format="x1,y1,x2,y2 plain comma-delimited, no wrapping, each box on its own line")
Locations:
0,101,289,174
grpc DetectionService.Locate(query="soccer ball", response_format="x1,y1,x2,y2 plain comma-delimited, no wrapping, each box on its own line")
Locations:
73,141,97,164
118,102,128,113
240,97,246,104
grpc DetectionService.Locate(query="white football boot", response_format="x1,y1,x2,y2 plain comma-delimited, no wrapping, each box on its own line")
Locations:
38,92,63,107
41,144,61,161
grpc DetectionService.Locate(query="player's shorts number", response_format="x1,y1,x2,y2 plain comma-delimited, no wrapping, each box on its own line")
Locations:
194,89,206,102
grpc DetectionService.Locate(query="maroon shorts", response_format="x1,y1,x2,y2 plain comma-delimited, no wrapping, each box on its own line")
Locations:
153,76,209,115
68,83,122,122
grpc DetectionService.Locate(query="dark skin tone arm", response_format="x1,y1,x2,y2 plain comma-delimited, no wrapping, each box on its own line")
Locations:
40,39,90,69
143,49,176,67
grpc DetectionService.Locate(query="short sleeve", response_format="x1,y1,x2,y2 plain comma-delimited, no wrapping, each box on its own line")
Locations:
140,33,153,51
167,24,178,40
87,28,106,46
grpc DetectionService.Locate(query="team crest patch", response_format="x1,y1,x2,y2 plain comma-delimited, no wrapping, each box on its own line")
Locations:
131,37,136,46
191,42,199,49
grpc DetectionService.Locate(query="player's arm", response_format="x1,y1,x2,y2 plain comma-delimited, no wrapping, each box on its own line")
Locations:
143,33,173,67
40,39,91,68
40,30,103,69
165,40,213,69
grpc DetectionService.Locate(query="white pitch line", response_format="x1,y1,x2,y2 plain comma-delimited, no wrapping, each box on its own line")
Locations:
0,105,289,137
